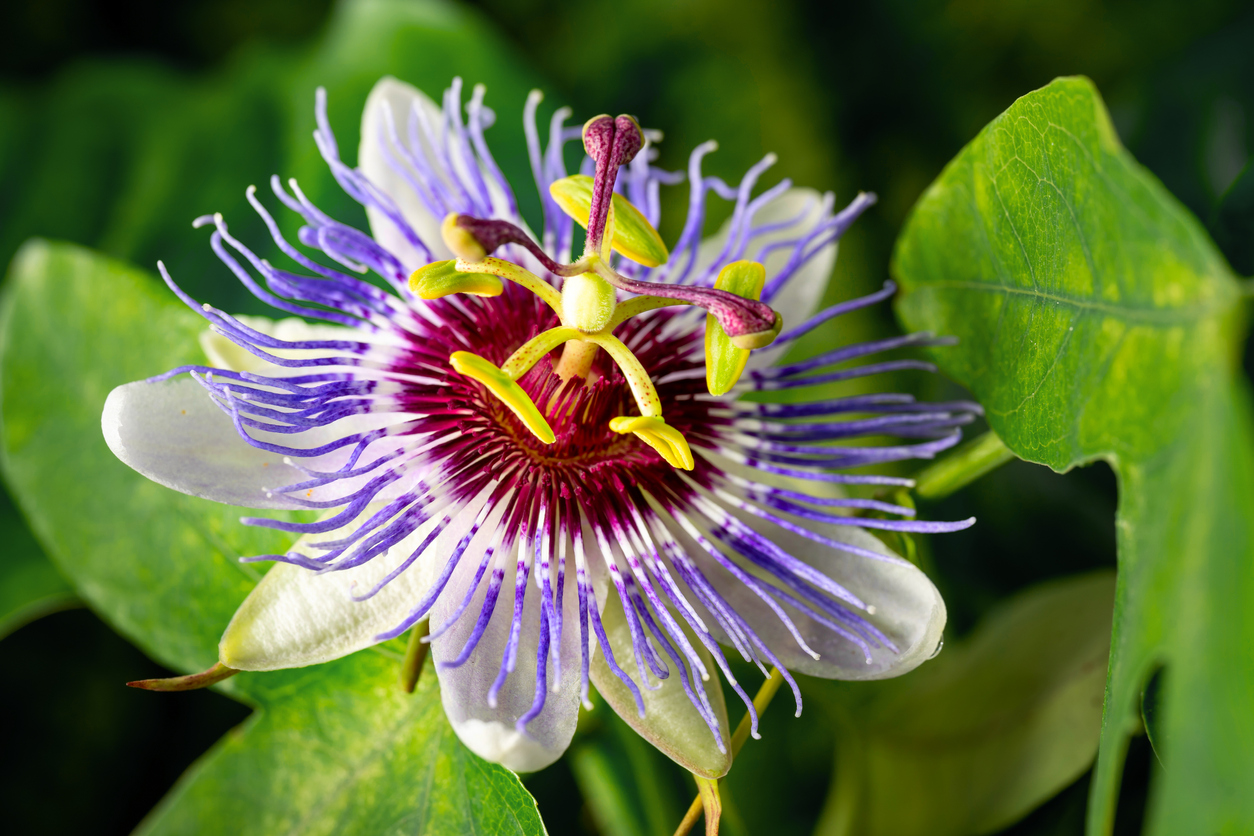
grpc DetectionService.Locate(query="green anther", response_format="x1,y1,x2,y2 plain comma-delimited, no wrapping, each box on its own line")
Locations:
728,315,782,350
705,260,767,396
562,272,617,333
609,415,695,470
549,174,670,267
449,351,556,444
501,326,582,380
408,260,504,299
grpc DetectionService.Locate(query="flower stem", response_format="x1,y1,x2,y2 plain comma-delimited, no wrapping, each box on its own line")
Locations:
912,430,1014,501
399,620,430,694
674,667,784,836
127,661,238,691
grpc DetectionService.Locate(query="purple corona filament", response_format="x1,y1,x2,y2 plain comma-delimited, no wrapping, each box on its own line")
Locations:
123,77,980,770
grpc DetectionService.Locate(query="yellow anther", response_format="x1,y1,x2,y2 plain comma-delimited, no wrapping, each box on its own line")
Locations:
609,416,695,471
441,213,488,262
449,351,556,444
409,261,504,299
549,175,670,267
705,261,766,396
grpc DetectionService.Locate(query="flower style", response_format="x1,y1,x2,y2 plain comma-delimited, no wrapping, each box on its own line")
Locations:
102,76,977,775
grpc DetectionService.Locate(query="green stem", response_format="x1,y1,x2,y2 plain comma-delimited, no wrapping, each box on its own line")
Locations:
399,620,430,694
913,430,1014,501
675,668,784,836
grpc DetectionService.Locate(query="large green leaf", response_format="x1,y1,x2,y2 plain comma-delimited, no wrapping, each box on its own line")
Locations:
893,76,1254,834
138,652,544,836
811,572,1114,836
0,240,542,835
0,486,75,639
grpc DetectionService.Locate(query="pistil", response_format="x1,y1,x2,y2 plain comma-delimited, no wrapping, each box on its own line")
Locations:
581,114,644,260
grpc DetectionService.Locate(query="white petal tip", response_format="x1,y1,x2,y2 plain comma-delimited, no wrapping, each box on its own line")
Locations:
453,719,563,773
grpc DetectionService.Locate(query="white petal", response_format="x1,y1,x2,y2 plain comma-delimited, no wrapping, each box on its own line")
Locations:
360,76,451,270
220,490,494,670
102,375,406,510
103,376,309,510
589,593,732,778
430,528,585,772
659,471,945,680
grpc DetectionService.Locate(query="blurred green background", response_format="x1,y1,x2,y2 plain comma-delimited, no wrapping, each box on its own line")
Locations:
1,0,1252,833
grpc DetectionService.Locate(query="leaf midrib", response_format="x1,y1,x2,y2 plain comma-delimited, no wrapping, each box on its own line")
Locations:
907,279,1230,325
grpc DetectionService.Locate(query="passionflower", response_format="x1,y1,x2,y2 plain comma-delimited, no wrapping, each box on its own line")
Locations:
102,76,977,775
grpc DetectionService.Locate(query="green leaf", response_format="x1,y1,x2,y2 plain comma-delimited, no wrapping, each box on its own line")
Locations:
811,572,1114,836
0,240,277,667
893,76,1254,834
138,652,544,836
0,240,542,835
0,484,76,639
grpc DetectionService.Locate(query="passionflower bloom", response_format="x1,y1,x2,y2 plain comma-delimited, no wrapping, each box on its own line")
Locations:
102,76,977,775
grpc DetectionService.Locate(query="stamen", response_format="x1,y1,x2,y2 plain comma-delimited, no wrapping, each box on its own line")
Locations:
408,260,503,299
501,327,582,379
548,174,669,267
705,260,767,395
610,416,695,470
580,332,663,417
453,257,563,313
449,351,556,444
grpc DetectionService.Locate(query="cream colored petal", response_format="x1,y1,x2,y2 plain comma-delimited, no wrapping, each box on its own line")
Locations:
430,524,585,772
220,490,495,671
103,376,311,510
590,593,732,778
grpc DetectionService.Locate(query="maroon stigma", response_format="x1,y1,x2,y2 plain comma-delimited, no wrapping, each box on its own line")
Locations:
450,215,579,276
582,114,644,257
